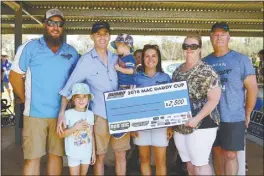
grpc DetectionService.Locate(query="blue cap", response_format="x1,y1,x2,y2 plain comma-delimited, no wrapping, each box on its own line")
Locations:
69,83,94,100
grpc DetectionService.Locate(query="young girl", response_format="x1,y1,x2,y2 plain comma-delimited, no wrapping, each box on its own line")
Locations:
59,83,96,176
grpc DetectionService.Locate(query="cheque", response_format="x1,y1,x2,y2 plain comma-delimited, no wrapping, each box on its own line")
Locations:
104,81,192,134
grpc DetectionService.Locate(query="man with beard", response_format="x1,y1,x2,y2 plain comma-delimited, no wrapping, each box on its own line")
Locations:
9,9,79,175
57,21,130,175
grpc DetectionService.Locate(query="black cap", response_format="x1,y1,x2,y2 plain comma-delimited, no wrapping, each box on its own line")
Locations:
91,21,110,33
211,22,229,32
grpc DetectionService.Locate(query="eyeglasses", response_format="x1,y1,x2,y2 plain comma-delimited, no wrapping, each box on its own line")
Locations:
45,20,64,28
182,44,201,50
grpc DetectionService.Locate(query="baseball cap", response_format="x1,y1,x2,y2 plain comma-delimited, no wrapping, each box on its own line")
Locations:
69,83,94,100
211,22,230,32
110,33,134,52
91,21,110,33
44,9,65,21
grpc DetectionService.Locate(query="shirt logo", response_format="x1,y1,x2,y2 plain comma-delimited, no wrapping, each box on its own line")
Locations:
60,53,72,60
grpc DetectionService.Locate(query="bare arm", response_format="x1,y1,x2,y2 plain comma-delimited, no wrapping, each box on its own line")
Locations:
115,64,134,74
9,70,25,103
58,120,88,138
57,96,69,135
186,87,221,128
244,75,258,128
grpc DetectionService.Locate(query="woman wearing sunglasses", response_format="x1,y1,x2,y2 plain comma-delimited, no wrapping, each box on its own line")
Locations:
172,34,221,175
131,44,174,175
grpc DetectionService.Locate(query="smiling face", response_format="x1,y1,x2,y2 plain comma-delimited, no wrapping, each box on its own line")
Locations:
72,94,90,111
183,37,201,61
91,28,110,50
210,28,230,49
43,16,64,45
143,48,159,71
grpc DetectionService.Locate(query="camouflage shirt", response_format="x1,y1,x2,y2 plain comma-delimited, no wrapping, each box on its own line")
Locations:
172,61,221,134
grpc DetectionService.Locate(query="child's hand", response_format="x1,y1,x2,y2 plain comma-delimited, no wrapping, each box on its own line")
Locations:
73,120,88,131
91,152,96,165
115,64,121,71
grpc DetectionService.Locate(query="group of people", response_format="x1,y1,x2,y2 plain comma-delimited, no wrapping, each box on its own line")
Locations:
1,51,13,102
8,8,258,176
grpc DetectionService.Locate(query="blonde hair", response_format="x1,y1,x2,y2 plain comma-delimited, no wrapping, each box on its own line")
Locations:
184,33,202,57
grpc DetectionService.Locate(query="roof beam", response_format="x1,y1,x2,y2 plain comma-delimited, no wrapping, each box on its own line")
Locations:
2,1,42,25
20,8,263,20
2,27,263,37
1,19,263,30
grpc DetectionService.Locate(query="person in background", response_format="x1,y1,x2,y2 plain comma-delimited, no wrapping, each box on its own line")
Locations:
204,22,258,175
258,49,264,83
1,51,13,102
59,83,96,176
9,9,79,175
134,49,143,72
132,44,174,175
172,33,221,175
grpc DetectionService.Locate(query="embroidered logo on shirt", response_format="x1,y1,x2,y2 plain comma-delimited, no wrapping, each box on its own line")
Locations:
60,53,72,60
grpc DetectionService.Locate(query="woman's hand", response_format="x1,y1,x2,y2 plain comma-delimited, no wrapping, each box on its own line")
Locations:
167,127,174,140
130,131,138,138
185,117,200,128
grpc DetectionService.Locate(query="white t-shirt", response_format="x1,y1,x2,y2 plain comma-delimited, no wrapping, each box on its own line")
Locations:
65,109,94,159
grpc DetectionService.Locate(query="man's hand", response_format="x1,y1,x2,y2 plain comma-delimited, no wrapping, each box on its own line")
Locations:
57,113,66,135
115,64,121,71
245,116,250,128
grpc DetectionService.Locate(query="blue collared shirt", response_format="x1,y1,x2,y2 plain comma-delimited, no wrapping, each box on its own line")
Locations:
135,72,172,87
11,36,79,118
60,48,118,119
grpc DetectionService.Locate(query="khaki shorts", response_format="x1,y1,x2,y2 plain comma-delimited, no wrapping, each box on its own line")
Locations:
23,116,64,159
94,115,130,155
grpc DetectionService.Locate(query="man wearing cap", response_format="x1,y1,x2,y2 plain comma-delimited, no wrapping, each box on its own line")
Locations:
9,9,79,175
203,22,258,175
57,21,130,175
1,51,13,102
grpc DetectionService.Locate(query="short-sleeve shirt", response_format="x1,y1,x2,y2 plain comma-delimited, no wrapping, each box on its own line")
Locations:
65,109,94,159
172,61,221,134
11,37,79,118
1,59,12,82
117,54,136,86
204,50,255,122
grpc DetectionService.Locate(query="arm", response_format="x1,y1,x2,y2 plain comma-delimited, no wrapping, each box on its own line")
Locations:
58,120,88,138
57,57,88,134
244,75,258,128
115,64,134,74
91,125,96,164
186,87,221,128
9,70,25,103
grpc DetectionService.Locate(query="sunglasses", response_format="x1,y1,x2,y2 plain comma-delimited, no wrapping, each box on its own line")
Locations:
143,44,159,49
45,20,64,27
182,44,201,50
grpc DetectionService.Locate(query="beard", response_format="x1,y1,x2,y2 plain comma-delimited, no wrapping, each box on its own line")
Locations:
43,28,63,46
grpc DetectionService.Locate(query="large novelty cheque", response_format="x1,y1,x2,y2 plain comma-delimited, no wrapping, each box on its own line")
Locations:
104,81,192,134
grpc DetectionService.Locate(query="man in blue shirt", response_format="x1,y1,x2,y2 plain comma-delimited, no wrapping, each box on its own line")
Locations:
1,51,13,102
9,9,79,175
57,21,130,175
204,22,258,175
